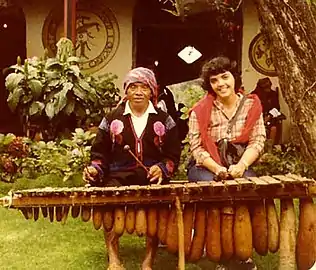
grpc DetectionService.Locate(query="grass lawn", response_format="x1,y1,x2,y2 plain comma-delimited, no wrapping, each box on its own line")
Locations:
0,207,217,270
0,176,279,270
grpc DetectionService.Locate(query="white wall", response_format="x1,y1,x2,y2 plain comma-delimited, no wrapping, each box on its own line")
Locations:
97,0,136,89
16,0,55,57
242,0,290,142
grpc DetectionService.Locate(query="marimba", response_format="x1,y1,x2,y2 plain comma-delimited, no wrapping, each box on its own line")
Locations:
1,174,316,270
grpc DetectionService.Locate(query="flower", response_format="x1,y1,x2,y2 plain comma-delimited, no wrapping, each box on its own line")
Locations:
110,119,124,135
153,121,165,137
71,148,82,157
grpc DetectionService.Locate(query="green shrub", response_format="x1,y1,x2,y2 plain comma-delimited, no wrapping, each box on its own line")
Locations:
0,128,95,183
253,142,316,178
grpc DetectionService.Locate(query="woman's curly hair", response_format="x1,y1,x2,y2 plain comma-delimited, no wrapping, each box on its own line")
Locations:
200,56,242,95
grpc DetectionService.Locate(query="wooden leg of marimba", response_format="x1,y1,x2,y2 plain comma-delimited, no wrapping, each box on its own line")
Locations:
175,197,185,270
279,199,296,270
296,198,316,270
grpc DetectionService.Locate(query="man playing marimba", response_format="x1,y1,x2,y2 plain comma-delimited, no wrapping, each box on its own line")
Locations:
83,67,181,270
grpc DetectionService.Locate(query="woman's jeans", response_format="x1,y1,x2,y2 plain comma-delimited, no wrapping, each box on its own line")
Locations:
187,164,256,182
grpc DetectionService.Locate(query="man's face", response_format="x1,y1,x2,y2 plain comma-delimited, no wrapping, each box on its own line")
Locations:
126,82,152,107
209,71,235,100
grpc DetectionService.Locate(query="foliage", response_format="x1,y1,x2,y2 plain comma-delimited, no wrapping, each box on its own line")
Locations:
176,84,205,176
253,142,316,178
0,134,25,182
160,0,242,42
179,84,205,121
160,0,242,17
0,128,96,183
84,73,120,127
176,138,191,178
5,38,120,139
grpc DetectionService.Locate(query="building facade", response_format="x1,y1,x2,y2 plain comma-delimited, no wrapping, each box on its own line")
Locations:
0,0,290,141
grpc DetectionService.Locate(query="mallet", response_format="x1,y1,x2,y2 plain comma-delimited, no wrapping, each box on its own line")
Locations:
124,145,149,174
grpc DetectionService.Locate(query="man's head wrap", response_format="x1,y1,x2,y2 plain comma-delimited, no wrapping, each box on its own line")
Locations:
123,67,158,105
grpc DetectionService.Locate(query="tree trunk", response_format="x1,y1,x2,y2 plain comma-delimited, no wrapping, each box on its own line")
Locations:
252,0,316,162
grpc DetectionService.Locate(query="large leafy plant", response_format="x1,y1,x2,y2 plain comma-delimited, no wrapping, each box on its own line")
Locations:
5,38,120,139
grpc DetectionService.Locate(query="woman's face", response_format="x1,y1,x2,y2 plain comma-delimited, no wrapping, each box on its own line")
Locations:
209,71,235,100
126,82,152,107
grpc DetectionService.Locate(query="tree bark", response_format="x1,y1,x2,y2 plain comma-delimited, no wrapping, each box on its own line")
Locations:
252,0,316,162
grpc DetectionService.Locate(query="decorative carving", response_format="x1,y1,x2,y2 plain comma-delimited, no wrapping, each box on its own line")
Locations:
42,1,120,73
248,33,277,77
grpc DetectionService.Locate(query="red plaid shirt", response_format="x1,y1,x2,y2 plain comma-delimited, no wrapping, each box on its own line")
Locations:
188,94,266,165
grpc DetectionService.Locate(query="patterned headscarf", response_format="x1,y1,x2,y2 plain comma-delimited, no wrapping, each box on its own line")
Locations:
123,67,158,105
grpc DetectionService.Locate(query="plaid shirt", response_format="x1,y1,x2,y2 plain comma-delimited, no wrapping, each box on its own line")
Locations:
188,94,266,165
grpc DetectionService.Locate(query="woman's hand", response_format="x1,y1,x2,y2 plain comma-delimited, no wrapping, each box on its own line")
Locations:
147,165,163,185
228,162,246,178
83,166,98,184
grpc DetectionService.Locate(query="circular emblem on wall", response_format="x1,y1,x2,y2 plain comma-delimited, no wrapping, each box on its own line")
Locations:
42,1,120,73
248,33,277,77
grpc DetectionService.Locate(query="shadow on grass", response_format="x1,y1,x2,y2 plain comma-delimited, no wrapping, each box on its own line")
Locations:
119,238,216,270
96,235,216,270
120,245,179,270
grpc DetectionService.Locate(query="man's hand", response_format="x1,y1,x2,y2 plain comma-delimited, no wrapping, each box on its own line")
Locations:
228,162,246,178
147,165,163,185
83,166,98,184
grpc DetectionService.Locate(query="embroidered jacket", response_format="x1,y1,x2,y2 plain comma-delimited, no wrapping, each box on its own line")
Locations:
90,103,181,182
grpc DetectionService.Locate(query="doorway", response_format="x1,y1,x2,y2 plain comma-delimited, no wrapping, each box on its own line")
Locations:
0,5,26,135
133,0,243,87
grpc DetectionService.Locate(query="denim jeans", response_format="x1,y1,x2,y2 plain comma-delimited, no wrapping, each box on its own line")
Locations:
187,164,256,182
